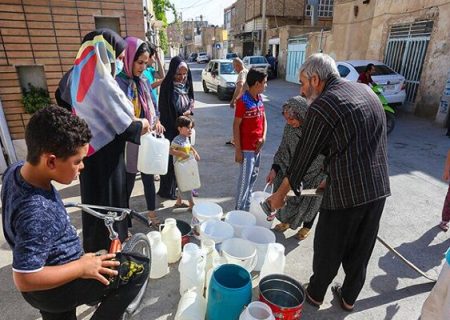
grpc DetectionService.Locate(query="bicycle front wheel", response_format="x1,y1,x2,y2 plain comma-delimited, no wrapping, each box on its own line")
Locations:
121,233,151,319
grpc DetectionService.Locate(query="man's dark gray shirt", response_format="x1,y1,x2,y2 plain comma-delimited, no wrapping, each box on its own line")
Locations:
287,76,391,210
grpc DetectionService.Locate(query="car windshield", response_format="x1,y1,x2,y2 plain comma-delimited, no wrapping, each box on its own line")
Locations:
250,57,268,64
226,53,237,59
220,63,236,75
199,53,207,56
354,64,397,76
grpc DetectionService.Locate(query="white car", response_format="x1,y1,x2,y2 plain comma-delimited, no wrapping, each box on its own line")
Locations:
196,52,210,64
242,55,273,78
201,59,238,100
336,60,406,106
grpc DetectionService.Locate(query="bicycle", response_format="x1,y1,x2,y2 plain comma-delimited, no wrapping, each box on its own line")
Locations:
64,203,152,320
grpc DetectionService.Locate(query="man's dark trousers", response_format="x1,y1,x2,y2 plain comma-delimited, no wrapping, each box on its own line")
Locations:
307,198,386,305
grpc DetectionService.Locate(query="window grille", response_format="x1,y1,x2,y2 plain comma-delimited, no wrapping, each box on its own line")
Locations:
305,0,334,18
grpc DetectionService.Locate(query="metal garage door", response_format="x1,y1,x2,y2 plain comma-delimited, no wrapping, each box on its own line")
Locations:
384,21,433,103
286,39,307,84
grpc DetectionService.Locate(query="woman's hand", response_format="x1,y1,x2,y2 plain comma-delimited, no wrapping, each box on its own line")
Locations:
79,253,119,286
193,151,200,161
154,121,165,135
266,169,276,185
140,118,150,135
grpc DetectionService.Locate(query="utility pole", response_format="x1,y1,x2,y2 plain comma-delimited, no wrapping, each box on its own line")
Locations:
261,0,266,55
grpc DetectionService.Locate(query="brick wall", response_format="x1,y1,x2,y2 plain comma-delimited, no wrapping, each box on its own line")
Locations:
0,0,145,140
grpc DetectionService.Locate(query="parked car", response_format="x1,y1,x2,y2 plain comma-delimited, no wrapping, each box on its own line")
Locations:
225,52,238,59
201,59,238,100
242,55,273,79
336,60,407,106
187,52,198,62
197,52,210,63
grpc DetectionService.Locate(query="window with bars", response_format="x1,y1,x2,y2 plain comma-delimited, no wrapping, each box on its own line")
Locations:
305,0,334,18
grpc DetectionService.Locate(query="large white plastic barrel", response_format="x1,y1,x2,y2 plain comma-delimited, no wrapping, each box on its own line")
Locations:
137,133,170,175
174,156,201,192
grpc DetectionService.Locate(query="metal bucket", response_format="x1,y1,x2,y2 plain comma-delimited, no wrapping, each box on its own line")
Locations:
259,274,305,320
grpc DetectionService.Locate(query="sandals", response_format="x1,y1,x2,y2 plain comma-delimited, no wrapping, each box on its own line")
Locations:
147,212,161,228
273,223,290,232
331,284,354,312
439,221,449,232
304,286,322,308
295,227,311,240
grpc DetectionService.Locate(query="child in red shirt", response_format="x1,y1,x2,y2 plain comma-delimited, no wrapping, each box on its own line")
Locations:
233,68,268,210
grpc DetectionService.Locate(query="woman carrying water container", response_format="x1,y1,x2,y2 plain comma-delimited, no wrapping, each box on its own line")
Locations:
266,96,327,240
116,36,165,227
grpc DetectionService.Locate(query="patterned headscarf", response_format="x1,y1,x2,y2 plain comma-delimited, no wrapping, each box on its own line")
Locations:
282,96,308,121
58,29,134,156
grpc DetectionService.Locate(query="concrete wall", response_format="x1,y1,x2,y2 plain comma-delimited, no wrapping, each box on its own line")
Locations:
0,0,145,142
307,0,450,119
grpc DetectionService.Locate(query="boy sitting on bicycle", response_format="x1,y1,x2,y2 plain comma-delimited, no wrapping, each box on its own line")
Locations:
1,106,148,320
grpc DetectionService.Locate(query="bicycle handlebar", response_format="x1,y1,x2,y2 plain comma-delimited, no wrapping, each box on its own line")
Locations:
64,202,149,227
64,202,131,222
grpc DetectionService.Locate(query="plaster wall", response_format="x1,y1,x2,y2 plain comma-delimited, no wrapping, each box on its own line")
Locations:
307,0,450,119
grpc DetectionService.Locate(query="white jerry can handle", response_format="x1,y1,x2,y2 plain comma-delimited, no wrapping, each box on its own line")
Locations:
151,131,165,139
263,183,274,194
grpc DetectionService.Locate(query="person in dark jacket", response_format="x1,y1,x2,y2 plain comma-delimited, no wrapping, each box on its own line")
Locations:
57,29,150,252
157,56,194,200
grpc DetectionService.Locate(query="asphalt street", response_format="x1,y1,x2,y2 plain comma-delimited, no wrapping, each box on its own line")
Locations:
0,61,449,319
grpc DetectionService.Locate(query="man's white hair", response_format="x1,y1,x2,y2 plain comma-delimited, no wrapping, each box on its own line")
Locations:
233,57,244,66
299,53,340,81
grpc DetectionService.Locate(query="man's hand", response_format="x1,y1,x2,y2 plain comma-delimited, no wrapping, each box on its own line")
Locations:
266,169,276,184
79,253,119,286
193,151,200,161
255,137,265,153
266,190,286,212
235,149,243,163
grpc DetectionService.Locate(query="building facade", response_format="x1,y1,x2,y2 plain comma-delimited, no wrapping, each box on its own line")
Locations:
0,0,146,162
306,0,450,120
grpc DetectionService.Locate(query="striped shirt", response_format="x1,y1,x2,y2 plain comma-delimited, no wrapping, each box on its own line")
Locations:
287,76,390,210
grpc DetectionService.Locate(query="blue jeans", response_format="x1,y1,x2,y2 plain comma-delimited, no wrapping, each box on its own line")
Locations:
235,151,260,211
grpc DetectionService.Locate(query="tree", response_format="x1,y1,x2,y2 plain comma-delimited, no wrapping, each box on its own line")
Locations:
153,0,178,54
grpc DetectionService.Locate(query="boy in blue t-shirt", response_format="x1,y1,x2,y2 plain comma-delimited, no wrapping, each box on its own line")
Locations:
1,106,148,320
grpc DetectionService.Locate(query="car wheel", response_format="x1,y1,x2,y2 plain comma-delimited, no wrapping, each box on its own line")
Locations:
203,81,210,93
217,86,227,100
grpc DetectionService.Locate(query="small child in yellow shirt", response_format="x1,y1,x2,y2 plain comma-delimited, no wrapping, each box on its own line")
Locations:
170,116,200,209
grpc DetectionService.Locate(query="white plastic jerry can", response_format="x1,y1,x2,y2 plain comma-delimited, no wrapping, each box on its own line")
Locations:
147,231,169,279
137,132,170,175
174,156,201,192
160,218,182,263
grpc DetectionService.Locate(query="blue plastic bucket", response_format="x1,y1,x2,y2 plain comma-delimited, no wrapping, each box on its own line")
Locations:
206,264,252,320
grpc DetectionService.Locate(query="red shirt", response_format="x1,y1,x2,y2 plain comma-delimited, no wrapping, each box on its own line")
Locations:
235,91,265,151
358,72,373,85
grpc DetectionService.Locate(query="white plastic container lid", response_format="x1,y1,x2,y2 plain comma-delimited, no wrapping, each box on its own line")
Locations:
192,202,223,222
